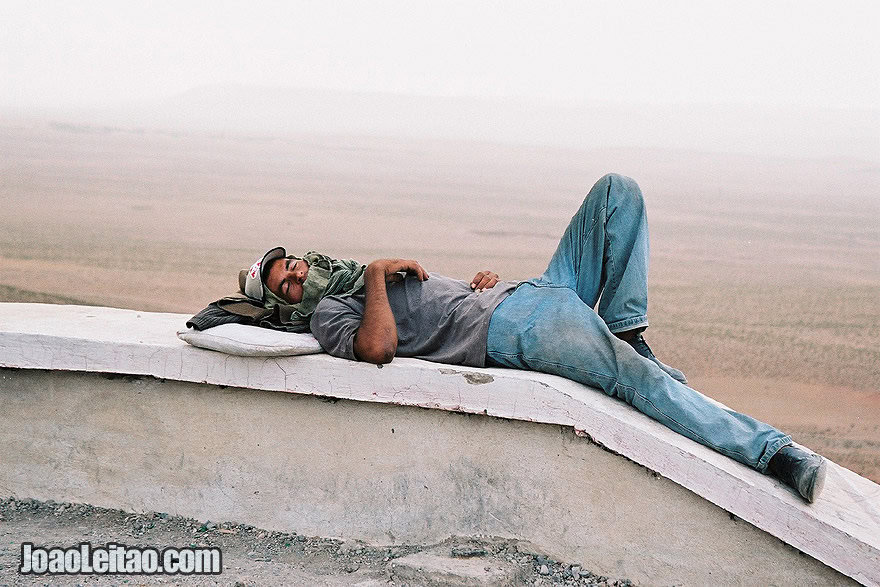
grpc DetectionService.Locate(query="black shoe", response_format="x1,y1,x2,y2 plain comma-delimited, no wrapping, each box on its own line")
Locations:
627,334,688,384
767,444,827,503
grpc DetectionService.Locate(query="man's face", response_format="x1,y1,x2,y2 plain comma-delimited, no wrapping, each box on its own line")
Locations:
265,256,310,304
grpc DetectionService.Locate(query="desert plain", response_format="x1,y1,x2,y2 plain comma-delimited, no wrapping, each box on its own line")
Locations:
1,119,878,483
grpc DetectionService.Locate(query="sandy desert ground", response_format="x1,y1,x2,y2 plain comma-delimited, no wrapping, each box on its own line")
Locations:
1,120,878,482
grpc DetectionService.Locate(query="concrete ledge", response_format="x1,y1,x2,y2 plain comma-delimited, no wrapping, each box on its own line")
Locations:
1,303,878,585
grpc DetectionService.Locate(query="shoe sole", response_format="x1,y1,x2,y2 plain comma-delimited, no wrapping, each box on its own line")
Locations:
801,457,828,503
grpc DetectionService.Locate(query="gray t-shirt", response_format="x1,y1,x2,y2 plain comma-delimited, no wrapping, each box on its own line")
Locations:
309,273,518,367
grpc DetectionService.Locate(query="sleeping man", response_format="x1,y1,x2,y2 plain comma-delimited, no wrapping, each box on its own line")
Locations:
241,173,827,503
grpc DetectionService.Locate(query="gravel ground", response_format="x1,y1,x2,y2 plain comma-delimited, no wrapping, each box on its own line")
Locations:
0,497,632,586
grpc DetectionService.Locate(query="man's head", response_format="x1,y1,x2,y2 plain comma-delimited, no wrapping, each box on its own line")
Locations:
241,246,310,304
265,255,310,304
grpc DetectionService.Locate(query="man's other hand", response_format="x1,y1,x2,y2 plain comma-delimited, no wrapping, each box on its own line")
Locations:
470,271,500,292
367,259,430,283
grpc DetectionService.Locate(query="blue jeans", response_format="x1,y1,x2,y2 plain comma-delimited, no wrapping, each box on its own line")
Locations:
487,174,791,472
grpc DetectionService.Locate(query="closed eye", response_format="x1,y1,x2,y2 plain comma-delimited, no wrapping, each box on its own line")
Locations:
282,259,293,298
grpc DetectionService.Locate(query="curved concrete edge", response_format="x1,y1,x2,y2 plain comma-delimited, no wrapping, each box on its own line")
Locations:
1,303,879,585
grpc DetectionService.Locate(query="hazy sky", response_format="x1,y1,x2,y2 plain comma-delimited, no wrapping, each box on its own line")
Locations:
1,0,878,111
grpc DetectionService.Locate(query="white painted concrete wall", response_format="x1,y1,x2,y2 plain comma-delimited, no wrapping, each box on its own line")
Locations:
1,369,852,586
1,303,878,585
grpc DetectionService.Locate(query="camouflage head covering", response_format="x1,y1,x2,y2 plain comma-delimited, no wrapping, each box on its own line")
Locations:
263,251,366,332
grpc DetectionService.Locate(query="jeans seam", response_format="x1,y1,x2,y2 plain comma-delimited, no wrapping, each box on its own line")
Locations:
524,280,571,289
574,213,600,291
603,178,619,305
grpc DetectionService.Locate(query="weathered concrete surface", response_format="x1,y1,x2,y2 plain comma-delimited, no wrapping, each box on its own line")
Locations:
1,303,878,585
0,369,851,586
390,551,523,586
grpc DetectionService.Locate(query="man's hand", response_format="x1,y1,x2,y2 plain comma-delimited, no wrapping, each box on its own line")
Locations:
369,259,430,283
470,270,500,292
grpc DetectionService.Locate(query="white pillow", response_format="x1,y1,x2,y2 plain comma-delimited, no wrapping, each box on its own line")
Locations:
177,324,325,357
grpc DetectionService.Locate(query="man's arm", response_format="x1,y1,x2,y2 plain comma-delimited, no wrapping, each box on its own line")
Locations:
354,259,429,364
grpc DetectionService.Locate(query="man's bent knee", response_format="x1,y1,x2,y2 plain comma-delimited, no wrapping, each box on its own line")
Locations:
598,172,644,210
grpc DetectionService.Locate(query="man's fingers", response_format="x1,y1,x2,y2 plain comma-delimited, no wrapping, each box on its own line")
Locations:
372,258,429,282
473,272,499,292
397,260,428,281
408,260,428,281
471,271,488,289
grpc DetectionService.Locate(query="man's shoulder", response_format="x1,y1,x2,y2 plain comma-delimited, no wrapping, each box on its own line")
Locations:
309,294,365,338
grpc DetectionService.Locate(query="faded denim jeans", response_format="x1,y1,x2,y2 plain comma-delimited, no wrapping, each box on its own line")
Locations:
487,174,791,472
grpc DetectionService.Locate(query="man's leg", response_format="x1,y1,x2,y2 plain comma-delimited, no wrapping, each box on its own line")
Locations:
487,284,791,473
540,173,649,331
540,173,685,383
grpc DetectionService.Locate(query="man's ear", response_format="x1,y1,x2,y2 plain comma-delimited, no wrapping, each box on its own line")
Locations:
238,269,248,293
